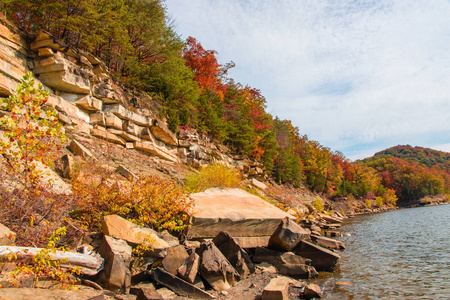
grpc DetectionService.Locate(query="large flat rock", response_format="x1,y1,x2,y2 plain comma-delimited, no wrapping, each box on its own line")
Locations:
187,188,292,239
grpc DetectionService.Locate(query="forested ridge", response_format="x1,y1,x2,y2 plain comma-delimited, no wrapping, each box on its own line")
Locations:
1,0,449,204
372,145,450,172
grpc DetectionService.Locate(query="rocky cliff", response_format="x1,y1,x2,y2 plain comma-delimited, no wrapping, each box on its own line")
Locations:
0,14,269,182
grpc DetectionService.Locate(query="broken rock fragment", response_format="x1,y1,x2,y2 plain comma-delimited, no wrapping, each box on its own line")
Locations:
212,231,255,279
97,235,132,291
161,245,189,275
151,268,215,299
102,214,169,256
268,217,310,252
198,241,240,291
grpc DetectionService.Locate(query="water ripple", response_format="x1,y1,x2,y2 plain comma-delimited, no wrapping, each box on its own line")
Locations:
321,204,450,300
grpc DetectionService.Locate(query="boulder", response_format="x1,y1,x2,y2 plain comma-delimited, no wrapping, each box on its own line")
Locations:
161,245,189,276
155,288,176,300
134,141,179,163
256,262,278,274
151,268,215,299
108,128,141,142
212,231,255,279
0,223,15,245
97,235,132,291
61,154,75,179
319,213,343,224
253,247,311,266
187,188,292,239
90,128,126,146
150,118,178,146
104,112,123,130
262,277,290,300
157,230,180,248
57,111,72,125
324,231,341,238
136,288,164,300
102,215,169,255
177,253,200,284
268,217,310,252
115,165,138,181
310,235,345,250
251,178,268,190
277,264,318,279
103,103,131,120
69,139,95,159
198,241,240,291
302,283,322,299
252,247,317,279
75,95,103,111
293,240,340,272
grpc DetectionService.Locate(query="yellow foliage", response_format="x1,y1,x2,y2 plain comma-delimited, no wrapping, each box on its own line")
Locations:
375,196,384,207
184,164,241,193
6,227,80,289
313,197,324,213
71,168,192,232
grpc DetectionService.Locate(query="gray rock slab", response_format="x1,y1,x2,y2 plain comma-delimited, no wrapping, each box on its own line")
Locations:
293,240,340,272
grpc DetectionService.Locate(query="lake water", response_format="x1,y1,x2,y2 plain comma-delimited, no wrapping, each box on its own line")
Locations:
318,204,450,299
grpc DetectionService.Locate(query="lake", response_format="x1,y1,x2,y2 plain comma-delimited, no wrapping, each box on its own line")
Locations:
319,204,450,299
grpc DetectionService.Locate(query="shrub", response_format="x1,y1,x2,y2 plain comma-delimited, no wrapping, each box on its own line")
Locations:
184,163,241,193
0,73,65,189
71,169,192,232
7,227,80,288
365,199,372,209
383,188,398,206
0,73,71,247
313,197,324,213
375,196,384,207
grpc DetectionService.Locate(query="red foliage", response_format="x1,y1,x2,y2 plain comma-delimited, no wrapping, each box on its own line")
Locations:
183,37,228,99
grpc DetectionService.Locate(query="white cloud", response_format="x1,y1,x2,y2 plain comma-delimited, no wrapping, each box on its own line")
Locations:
165,0,450,160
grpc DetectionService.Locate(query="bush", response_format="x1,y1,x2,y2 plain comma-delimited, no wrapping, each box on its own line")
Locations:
375,196,384,207
71,169,192,232
0,73,65,189
184,164,241,193
7,227,80,288
365,199,372,209
313,197,324,213
383,188,398,206
0,73,72,247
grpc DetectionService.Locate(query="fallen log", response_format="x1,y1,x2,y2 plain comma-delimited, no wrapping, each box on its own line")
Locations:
0,246,104,276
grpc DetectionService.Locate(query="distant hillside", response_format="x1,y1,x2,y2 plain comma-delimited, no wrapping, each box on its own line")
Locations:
360,145,450,203
373,145,450,173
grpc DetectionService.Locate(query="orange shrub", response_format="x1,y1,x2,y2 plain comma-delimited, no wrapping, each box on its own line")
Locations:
71,172,192,232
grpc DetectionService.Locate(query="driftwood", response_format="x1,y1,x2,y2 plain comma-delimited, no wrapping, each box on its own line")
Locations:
0,246,104,276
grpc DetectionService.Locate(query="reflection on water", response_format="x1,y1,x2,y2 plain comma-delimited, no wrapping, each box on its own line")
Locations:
318,204,450,299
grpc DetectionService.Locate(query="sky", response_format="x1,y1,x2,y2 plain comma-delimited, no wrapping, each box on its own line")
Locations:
164,0,450,161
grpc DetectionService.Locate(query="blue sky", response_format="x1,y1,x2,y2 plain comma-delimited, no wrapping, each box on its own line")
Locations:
165,0,450,160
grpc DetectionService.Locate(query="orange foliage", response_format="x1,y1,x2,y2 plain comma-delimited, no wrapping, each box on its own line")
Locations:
183,37,228,100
